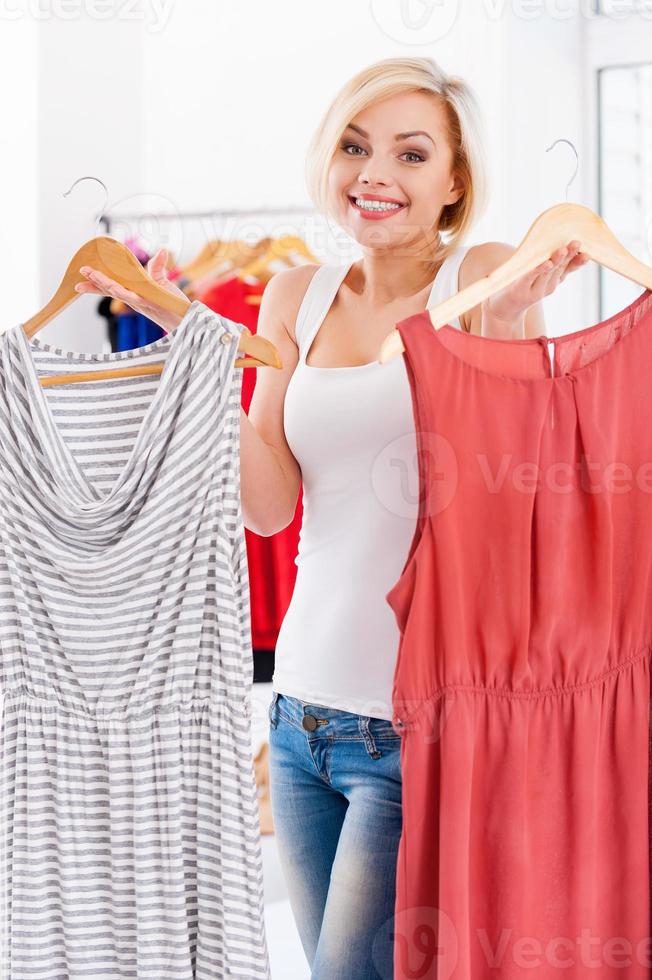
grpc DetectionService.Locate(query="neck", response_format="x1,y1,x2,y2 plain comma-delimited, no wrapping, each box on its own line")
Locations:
348,237,447,306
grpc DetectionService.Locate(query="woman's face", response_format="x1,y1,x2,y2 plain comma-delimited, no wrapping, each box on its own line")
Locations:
327,90,463,253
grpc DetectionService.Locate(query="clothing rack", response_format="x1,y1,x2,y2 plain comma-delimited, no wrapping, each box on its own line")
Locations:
98,205,316,235
97,204,347,268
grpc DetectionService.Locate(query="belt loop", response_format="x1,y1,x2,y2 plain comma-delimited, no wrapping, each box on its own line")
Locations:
359,716,381,759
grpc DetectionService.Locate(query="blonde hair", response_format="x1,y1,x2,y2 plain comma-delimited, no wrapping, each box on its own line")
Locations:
305,56,488,259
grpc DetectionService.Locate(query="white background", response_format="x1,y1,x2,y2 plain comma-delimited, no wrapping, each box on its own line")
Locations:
3,1,649,346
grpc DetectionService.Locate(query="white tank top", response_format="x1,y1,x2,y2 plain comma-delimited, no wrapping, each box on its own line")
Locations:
272,245,470,720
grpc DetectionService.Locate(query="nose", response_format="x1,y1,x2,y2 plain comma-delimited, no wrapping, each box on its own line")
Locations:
358,163,391,188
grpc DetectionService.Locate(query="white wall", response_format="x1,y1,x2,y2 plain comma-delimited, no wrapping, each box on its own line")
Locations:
500,4,591,332
35,13,145,350
0,15,38,328
4,2,640,348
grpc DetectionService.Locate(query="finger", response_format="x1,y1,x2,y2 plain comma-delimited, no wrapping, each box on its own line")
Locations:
546,264,568,293
148,249,168,280
533,258,571,299
553,246,578,281
564,252,590,275
528,259,557,292
79,268,142,306
556,245,586,282
548,245,570,266
520,258,553,292
528,246,571,288
536,244,582,287
549,245,579,282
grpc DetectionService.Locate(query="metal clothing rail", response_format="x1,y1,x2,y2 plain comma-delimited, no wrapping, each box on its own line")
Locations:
98,205,315,235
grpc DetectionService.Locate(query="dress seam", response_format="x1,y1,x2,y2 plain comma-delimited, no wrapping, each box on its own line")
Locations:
1,688,252,720
395,643,651,704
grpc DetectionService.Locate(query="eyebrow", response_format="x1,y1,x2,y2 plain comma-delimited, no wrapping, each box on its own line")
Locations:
346,123,434,145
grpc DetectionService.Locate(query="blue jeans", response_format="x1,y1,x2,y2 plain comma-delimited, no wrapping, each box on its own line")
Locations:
268,692,403,980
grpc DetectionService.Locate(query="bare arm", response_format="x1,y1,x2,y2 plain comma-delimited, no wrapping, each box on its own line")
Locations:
239,265,319,537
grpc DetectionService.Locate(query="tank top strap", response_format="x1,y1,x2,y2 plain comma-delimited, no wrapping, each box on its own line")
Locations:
294,247,469,359
426,244,471,327
294,262,353,362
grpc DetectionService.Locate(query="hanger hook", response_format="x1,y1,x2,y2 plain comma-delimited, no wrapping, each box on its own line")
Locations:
545,138,579,202
62,176,109,237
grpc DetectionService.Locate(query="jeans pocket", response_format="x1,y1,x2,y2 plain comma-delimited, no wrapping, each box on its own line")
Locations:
268,691,280,729
369,718,402,740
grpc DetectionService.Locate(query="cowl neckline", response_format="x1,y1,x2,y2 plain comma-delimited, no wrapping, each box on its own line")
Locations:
0,301,240,548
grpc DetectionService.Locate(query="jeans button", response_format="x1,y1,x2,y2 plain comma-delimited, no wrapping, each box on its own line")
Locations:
302,713,318,732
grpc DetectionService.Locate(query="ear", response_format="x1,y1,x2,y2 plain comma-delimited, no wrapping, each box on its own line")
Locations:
444,173,465,207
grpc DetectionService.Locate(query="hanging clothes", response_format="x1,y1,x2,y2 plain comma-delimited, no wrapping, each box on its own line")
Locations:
96,296,118,351
200,274,302,651
387,289,652,979
0,302,270,979
114,309,165,351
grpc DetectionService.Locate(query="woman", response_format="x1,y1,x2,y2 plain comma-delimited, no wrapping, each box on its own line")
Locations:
76,56,587,979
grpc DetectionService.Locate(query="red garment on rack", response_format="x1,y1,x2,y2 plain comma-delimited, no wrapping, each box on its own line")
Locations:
200,275,302,650
386,292,652,979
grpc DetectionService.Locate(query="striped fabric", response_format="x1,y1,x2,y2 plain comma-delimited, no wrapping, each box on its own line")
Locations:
0,301,270,978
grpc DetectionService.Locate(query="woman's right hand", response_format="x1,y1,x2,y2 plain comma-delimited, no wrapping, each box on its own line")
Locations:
74,247,188,333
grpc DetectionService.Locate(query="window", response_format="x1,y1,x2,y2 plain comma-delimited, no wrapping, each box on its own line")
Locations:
598,63,652,315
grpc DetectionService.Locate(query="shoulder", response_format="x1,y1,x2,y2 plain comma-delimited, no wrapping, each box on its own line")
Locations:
456,242,517,333
458,241,516,289
259,263,322,345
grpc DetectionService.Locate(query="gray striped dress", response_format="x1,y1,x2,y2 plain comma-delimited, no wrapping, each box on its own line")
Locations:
0,301,270,978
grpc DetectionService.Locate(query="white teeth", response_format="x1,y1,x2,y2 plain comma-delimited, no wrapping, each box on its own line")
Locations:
354,197,403,212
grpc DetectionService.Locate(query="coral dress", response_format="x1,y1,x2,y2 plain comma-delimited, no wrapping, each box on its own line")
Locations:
387,289,652,979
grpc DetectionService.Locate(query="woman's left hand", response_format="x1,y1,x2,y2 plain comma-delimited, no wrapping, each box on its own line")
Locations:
481,241,589,337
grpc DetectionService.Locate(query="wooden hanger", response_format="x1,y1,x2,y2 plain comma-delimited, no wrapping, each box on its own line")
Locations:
184,238,272,297
179,239,226,279
22,237,282,386
378,203,652,363
239,235,318,282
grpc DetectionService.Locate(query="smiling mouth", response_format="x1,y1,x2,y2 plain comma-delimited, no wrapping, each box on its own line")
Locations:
348,195,407,215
